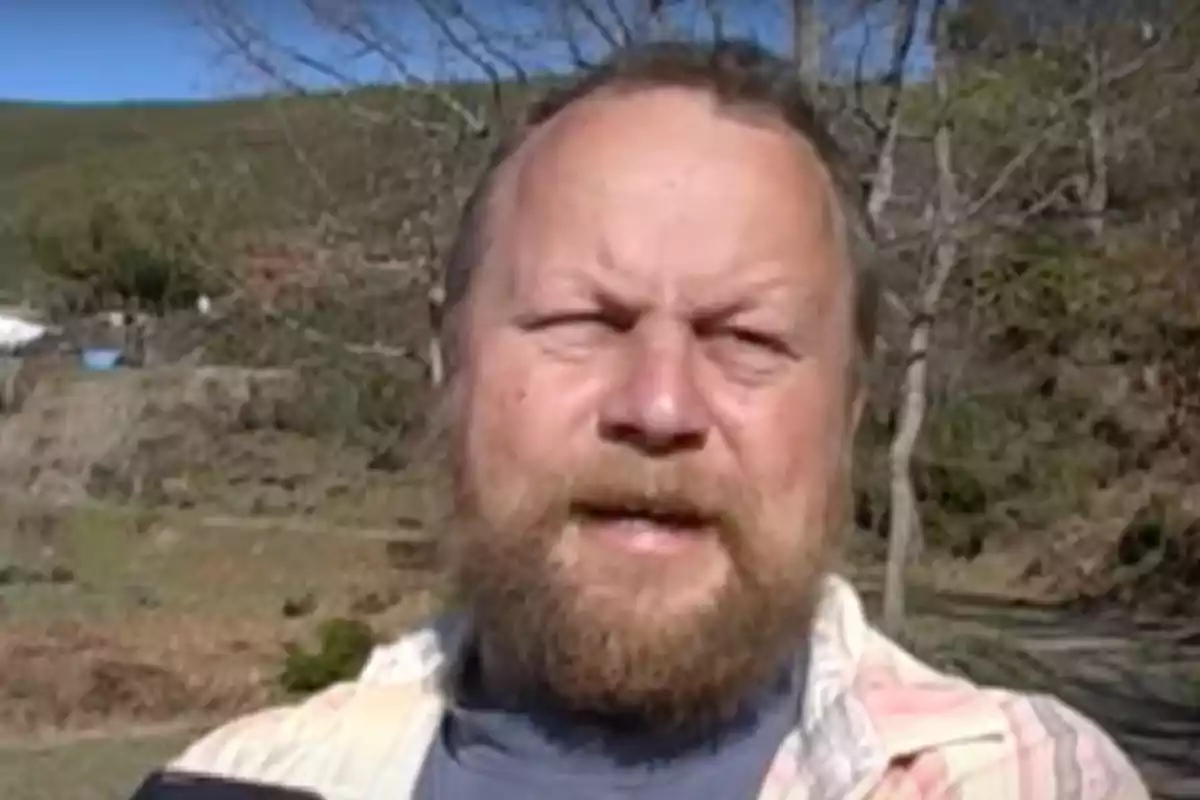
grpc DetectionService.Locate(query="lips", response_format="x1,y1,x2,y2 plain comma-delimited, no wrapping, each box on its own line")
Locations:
571,501,715,555
572,497,714,528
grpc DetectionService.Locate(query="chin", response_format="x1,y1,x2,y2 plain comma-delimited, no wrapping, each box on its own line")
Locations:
557,544,732,623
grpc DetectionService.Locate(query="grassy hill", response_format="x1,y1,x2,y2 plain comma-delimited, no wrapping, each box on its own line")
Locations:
0,98,256,297
0,73,886,303
0,83,526,300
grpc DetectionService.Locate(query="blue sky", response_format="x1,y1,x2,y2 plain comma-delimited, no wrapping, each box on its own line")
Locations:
0,1,931,104
0,3,222,102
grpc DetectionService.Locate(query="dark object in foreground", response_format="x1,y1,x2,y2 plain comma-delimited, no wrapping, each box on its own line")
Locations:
130,771,325,800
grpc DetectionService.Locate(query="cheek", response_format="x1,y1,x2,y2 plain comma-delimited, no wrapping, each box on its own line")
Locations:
464,342,598,478
724,371,848,501
742,383,847,568
464,358,528,481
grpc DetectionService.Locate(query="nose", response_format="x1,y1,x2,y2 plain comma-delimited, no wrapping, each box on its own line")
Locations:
598,322,710,455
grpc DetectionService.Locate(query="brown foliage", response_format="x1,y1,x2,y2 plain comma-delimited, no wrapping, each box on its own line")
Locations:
0,616,276,736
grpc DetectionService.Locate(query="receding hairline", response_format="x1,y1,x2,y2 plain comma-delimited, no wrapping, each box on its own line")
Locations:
480,83,858,309
504,82,843,199
440,46,879,375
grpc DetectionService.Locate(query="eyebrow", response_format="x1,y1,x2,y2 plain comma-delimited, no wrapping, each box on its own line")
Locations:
691,276,825,322
515,249,831,322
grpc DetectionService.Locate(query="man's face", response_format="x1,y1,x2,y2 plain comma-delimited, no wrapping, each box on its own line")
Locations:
444,87,859,729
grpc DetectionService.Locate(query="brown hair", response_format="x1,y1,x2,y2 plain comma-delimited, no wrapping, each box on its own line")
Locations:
440,38,879,373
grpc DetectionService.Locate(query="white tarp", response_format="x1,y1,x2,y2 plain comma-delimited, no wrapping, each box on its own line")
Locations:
0,313,47,351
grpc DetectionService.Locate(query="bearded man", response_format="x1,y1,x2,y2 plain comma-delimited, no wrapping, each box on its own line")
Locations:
139,40,1148,800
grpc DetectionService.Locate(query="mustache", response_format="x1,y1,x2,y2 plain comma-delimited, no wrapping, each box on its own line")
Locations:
556,454,749,533
570,471,718,520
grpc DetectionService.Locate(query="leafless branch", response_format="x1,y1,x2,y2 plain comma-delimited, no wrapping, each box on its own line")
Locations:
863,0,923,229
962,31,1181,223
565,0,624,51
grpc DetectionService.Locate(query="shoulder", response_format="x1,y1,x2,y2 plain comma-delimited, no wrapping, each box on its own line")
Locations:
167,680,437,798
163,616,463,798
854,632,1149,799
870,690,1150,799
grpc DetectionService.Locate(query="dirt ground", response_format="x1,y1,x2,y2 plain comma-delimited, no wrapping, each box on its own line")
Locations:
0,500,442,737
0,496,444,799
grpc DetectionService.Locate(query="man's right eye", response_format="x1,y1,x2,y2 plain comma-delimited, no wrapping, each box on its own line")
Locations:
525,310,632,333
554,312,623,330
519,310,632,358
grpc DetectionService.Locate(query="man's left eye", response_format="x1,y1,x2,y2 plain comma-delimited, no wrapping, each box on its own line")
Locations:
722,328,791,355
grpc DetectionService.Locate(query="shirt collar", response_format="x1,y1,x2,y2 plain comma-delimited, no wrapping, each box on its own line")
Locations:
359,573,1008,799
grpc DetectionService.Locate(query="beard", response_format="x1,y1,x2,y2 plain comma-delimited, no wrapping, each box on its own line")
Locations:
432,397,839,734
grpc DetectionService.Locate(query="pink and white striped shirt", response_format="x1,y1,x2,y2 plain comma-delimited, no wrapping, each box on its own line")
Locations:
169,575,1150,799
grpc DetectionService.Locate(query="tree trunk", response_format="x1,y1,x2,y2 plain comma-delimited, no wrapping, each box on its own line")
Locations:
1084,44,1110,242
426,281,446,387
427,338,445,388
864,0,923,232
882,0,959,638
790,0,823,94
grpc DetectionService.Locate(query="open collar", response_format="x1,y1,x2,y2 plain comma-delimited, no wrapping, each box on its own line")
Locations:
359,574,1009,800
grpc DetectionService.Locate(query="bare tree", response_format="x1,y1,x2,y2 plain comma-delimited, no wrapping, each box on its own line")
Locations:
789,0,823,93
881,0,958,637
188,0,764,383
1082,40,1110,242
874,0,1189,634
861,0,923,230
187,0,523,378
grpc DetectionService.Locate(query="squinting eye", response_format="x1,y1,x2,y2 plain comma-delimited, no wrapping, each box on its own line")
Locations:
545,312,630,333
700,325,797,383
724,328,790,355
521,310,633,358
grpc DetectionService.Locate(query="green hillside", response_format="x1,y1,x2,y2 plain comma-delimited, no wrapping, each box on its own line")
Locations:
0,98,259,296
0,83,525,300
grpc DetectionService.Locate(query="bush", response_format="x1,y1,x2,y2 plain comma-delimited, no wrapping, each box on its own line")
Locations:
199,277,437,465
15,151,249,312
22,191,217,311
278,617,377,695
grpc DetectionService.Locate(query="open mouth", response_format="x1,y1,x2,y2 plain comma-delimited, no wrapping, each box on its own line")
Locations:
571,501,715,554
574,501,711,529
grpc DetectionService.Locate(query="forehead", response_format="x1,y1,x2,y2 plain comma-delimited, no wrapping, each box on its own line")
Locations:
481,86,849,309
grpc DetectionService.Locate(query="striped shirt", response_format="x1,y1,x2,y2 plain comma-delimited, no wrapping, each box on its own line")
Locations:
165,575,1150,800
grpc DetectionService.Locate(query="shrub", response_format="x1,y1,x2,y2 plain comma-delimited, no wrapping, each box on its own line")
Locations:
15,151,247,312
278,617,377,696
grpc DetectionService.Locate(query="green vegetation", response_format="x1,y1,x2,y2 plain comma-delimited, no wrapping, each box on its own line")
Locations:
4,9,1199,796
3,40,1198,592
0,82,520,300
279,617,378,695
0,98,258,296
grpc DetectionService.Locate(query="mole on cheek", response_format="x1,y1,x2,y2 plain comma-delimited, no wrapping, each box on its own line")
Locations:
498,386,527,418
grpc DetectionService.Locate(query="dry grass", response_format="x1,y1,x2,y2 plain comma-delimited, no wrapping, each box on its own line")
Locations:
0,365,445,797
0,726,200,800
0,500,443,741
0,614,276,736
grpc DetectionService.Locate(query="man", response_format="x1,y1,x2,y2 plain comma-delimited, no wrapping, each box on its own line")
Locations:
145,40,1148,799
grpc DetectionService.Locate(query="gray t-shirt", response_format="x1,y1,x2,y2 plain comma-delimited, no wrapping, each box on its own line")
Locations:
414,649,805,800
